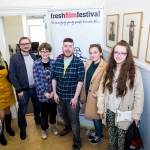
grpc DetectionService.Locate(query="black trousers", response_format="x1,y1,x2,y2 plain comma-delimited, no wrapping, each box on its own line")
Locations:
40,102,57,130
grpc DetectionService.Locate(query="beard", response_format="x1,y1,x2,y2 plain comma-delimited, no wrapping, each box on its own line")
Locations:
21,49,30,53
63,52,73,58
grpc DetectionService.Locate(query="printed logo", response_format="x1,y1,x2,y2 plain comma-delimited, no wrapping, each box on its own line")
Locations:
51,11,100,19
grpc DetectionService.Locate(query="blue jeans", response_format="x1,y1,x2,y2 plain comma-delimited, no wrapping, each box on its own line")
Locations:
17,87,41,130
93,119,103,136
58,100,81,144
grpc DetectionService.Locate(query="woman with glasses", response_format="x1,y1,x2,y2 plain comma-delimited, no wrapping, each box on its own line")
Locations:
0,51,15,146
97,40,144,150
33,43,58,140
80,44,107,145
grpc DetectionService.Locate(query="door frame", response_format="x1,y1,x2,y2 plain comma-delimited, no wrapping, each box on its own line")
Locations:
0,5,53,60
0,6,53,118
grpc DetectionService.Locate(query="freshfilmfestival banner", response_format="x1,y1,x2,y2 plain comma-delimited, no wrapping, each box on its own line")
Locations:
49,8,104,129
50,10,100,19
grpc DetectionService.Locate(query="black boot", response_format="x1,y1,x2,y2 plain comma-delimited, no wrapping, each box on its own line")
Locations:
5,114,15,136
0,122,7,146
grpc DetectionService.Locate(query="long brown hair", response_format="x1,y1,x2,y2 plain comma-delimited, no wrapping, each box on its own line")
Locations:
102,41,135,97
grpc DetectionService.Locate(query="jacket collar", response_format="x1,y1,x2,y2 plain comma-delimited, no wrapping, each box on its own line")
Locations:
19,51,32,57
60,54,76,63
87,58,105,82
38,57,52,64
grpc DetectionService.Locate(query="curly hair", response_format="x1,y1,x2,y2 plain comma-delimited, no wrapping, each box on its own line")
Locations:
38,42,52,52
102,41,135,97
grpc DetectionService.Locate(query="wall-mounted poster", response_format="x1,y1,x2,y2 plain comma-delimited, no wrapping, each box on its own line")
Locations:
145,25,150,63
106,14,119,48
122,12,143,58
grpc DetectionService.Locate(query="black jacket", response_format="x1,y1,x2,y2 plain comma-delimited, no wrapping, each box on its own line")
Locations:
9,52,36,93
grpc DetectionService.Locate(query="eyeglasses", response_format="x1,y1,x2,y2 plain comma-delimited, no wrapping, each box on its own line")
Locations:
41,50,50,54
114,51,127,56
20,43,31,46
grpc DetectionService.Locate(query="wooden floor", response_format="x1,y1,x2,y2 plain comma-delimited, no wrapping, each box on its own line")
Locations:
0,116,108,150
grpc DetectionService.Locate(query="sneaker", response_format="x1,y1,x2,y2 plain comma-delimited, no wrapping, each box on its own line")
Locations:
90,135,103,145
41,130,47,139
72,143,81,150
51,125,58,135
59,127,72,136
88,132,96,141
20,130,26,140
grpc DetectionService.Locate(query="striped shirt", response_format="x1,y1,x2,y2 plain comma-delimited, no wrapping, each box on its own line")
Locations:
52,55,85,102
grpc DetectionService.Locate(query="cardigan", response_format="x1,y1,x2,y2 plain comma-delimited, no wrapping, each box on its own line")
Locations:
97,67,144,130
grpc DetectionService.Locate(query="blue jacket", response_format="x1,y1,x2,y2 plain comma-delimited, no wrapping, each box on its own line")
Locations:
33,58,55,103
9,52,36,93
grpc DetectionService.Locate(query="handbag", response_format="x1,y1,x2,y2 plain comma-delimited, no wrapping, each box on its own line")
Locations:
124,121,143,150
116,110,132,122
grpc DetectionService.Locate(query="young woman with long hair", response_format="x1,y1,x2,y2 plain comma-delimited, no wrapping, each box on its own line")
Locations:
80,44,107,145
97,40,144,150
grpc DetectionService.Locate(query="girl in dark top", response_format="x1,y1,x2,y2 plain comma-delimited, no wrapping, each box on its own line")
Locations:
80,44,107,145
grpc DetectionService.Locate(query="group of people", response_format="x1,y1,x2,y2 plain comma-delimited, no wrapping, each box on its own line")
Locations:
0,37,144,150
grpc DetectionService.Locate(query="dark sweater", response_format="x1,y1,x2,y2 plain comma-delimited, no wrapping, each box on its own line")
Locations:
9,52,36,93
85,62,99,96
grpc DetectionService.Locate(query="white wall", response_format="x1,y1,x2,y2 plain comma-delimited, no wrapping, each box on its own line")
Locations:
0,17,10,62
104,0,150,70
4,16,24,52
0,0,104,8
